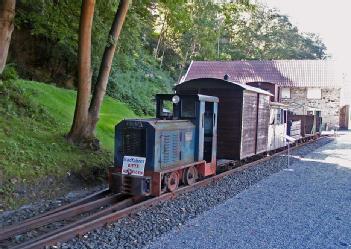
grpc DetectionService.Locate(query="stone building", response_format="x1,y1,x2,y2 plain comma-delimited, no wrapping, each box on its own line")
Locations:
181,60,342,129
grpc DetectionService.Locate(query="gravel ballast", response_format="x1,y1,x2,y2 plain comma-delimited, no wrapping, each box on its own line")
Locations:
0,185,106,229
57,137,333,249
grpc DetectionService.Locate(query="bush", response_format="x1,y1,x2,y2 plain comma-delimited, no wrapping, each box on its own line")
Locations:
1,64,19,81
106,52,173,115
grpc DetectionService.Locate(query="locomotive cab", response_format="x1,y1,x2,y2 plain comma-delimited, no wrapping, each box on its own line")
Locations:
109,94,218,196
156,94,218,164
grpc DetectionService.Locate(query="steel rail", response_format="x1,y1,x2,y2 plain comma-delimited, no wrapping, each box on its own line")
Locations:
0,192,121,241
26,188,109,218
12,197,139,249
1,188,109,230
3,136,325,249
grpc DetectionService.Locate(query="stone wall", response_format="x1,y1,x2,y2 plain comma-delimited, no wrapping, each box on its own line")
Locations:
281,87,341,129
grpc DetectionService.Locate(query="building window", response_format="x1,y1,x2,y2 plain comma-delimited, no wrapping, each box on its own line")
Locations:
281,87,290,99
307,88,321,99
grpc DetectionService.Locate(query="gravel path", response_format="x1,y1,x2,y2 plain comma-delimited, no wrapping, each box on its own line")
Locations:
146,133,351,249
57,137,333,249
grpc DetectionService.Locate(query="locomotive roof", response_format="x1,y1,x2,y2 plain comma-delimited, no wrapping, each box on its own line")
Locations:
176,77,273,96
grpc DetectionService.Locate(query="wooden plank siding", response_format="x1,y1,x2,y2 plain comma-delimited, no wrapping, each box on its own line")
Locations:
257,94,270,153
241,92,270,158
241,91,257,158
288,114,315,136
288,120,302,139
213,89,243,159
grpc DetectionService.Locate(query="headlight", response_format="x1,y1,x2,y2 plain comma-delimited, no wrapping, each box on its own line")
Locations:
172,95,180,104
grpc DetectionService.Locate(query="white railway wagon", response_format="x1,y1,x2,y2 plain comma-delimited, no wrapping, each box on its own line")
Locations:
268,102,288,151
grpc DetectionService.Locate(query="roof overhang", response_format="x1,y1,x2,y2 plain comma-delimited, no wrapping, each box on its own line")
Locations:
176,77,273,96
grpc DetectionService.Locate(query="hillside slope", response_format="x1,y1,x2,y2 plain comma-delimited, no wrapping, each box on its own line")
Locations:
0,80,137,208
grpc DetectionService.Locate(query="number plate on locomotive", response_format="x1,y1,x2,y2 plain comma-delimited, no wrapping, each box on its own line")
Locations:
122,156,146,176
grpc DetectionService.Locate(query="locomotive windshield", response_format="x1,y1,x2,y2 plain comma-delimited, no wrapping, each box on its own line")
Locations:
156,94,198,120
181,98,196,118
159,99,174,118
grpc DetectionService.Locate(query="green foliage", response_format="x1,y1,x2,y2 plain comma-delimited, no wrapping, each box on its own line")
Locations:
219,4,327,60
153,1,327,78
16,0,81,54
15,0,81,78
106,52,173,115
0,64,19,81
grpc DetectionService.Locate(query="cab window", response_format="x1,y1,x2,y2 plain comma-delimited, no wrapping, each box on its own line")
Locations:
181,98,196,118
159,99,173,118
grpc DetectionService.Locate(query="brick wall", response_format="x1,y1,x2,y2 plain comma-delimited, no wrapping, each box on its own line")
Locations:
281,87,341,129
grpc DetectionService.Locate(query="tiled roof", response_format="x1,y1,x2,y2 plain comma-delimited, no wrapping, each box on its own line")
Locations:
183,60,341,88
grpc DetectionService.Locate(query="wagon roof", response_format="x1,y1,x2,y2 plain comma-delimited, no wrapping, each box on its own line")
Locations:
176,77,273,96
182,60,341,88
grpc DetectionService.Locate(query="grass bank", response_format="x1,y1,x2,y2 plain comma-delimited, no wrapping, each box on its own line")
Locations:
0,79,137,208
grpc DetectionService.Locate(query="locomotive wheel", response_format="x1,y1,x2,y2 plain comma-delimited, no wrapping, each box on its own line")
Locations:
183,166,198,185
166,172,179,192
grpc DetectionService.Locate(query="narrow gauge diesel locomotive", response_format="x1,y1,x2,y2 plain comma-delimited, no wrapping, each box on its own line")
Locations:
109,77,320,196
109,94,219,196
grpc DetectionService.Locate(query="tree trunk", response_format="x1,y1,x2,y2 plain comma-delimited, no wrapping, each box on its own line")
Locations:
67,0,130,148
67,0,95,144
159,47,165,69
177,48,189,83
0,0,15,74
154,12,167,59
87,0,130,136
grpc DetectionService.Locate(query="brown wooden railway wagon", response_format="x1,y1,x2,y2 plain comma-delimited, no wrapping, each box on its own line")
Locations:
287,120,302,140
175,78,272,160
288,114,316,137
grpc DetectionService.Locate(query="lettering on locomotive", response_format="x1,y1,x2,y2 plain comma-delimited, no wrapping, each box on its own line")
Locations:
122,156,146,176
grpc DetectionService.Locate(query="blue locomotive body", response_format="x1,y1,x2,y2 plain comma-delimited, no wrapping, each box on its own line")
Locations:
109,94,219,196
114,119,196,172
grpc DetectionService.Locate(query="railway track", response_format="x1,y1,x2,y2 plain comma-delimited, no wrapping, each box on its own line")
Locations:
0,136,323,249
0,190,142,249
